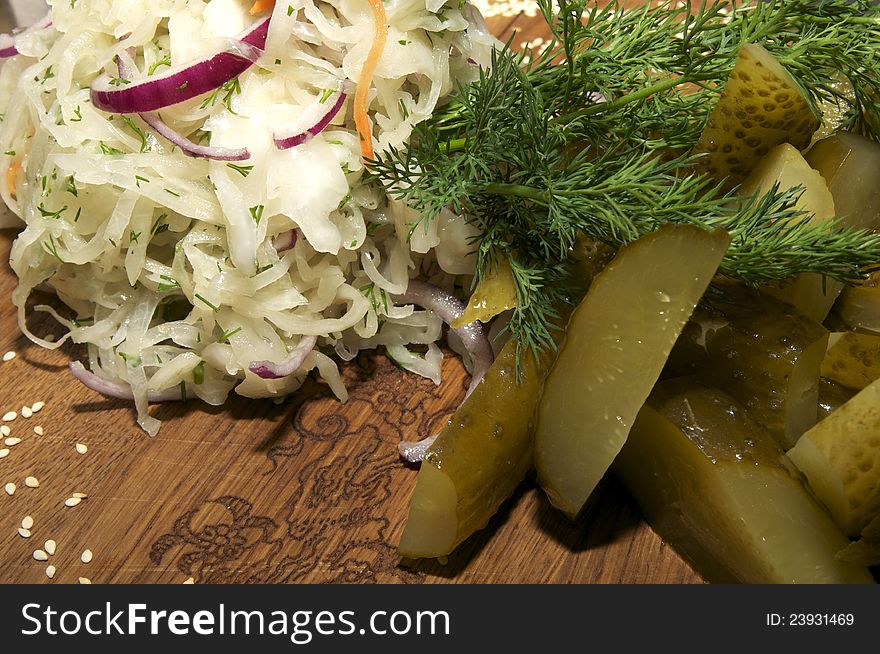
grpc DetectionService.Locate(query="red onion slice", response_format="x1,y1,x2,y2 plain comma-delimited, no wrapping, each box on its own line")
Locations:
272,229,298,254
273,91,347,150
0,13,52,58
70,361,195,402
90,17,270,114
396,278,495,399
249,335,317,379
393,279,495,464
115,57,251,161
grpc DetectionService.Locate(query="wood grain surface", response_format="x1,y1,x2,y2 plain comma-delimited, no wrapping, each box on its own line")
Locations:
0,3,702,585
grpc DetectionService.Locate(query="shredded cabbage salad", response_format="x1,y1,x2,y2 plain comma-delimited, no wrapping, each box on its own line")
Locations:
0,0,495,434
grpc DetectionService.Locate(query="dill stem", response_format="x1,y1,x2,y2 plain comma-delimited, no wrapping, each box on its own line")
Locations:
558,73,716,124
483,183,547,201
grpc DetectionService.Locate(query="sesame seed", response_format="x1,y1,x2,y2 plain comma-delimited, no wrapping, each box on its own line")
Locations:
75,443,88,455
2,351,15,362
183,577,195,584
45,540,56,555
21,515,33,529
25,476,39,488
4,482,15,495
0,449,8,458
2,411,16,422
81,549,93,564
72,492,87,499
33,426,44,436
31,402,45,413
33,550,48,561
0,425,9,436
64,497,81,507
20,407,32,418
4,437,21,446
18,528,31,538
78,577,91,584
46,565,56,579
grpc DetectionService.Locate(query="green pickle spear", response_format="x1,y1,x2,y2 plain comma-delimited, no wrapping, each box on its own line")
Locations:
398,240,611,559
535,224,730,519
398,336,551,559
614,379,873,584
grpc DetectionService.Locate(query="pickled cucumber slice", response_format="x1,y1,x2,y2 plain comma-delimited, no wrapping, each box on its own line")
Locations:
668,285,828,449
788,378,880,536
614,379,873,584
398,336,546,558
821,332,880,390
806,132,880,232
535,224,730,519
451,258,517,328
739,143,838,322
398,241,611,558
694,44,819,188
835,282,880,333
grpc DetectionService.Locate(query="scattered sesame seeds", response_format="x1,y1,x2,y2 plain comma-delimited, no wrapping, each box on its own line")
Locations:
25,476,39,488
4,437,21,446
4,482,15,495
2,351,15,362
183,577,195,584
21,515,33,529
20,406,32,418
0,449,8,459
75,443,88,455
45,334,56,343
64,497,82,507
33,550,48,561
44,540,56,556
72,492,87,499
33,426,44,436
0,425,9,436
31,401,45,413
46,565,56,579
18,528,31,538
78,577,91,584
81,549,93,564
2,411,16,422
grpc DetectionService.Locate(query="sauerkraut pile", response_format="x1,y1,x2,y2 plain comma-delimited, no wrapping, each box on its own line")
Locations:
0,0,496,434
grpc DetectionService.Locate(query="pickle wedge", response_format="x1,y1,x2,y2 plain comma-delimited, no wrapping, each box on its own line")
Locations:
668,285,829,449
835,281,880,333
694,44,819,188
398,336,549,558
788,377,880,536
739,143,838,322
821,332,880,391
398,242,611,558
806,132,880,232
535,224,730,519
614,379,873,584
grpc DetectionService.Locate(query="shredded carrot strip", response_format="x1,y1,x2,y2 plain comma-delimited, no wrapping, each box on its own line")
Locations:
6,158,20,199
354,0,388,162
250,0,276,15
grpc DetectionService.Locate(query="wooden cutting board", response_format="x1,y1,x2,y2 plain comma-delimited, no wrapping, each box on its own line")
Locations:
0,4,702,585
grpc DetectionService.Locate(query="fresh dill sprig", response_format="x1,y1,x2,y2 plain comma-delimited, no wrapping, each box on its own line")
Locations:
371,0,880,370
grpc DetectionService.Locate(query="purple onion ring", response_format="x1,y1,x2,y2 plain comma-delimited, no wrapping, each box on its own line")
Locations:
69,361,195,402
273,91,347,150
272,229,298,254
0,13,52,59
115,57,251,161
248,335,318,379
90,17,270,114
